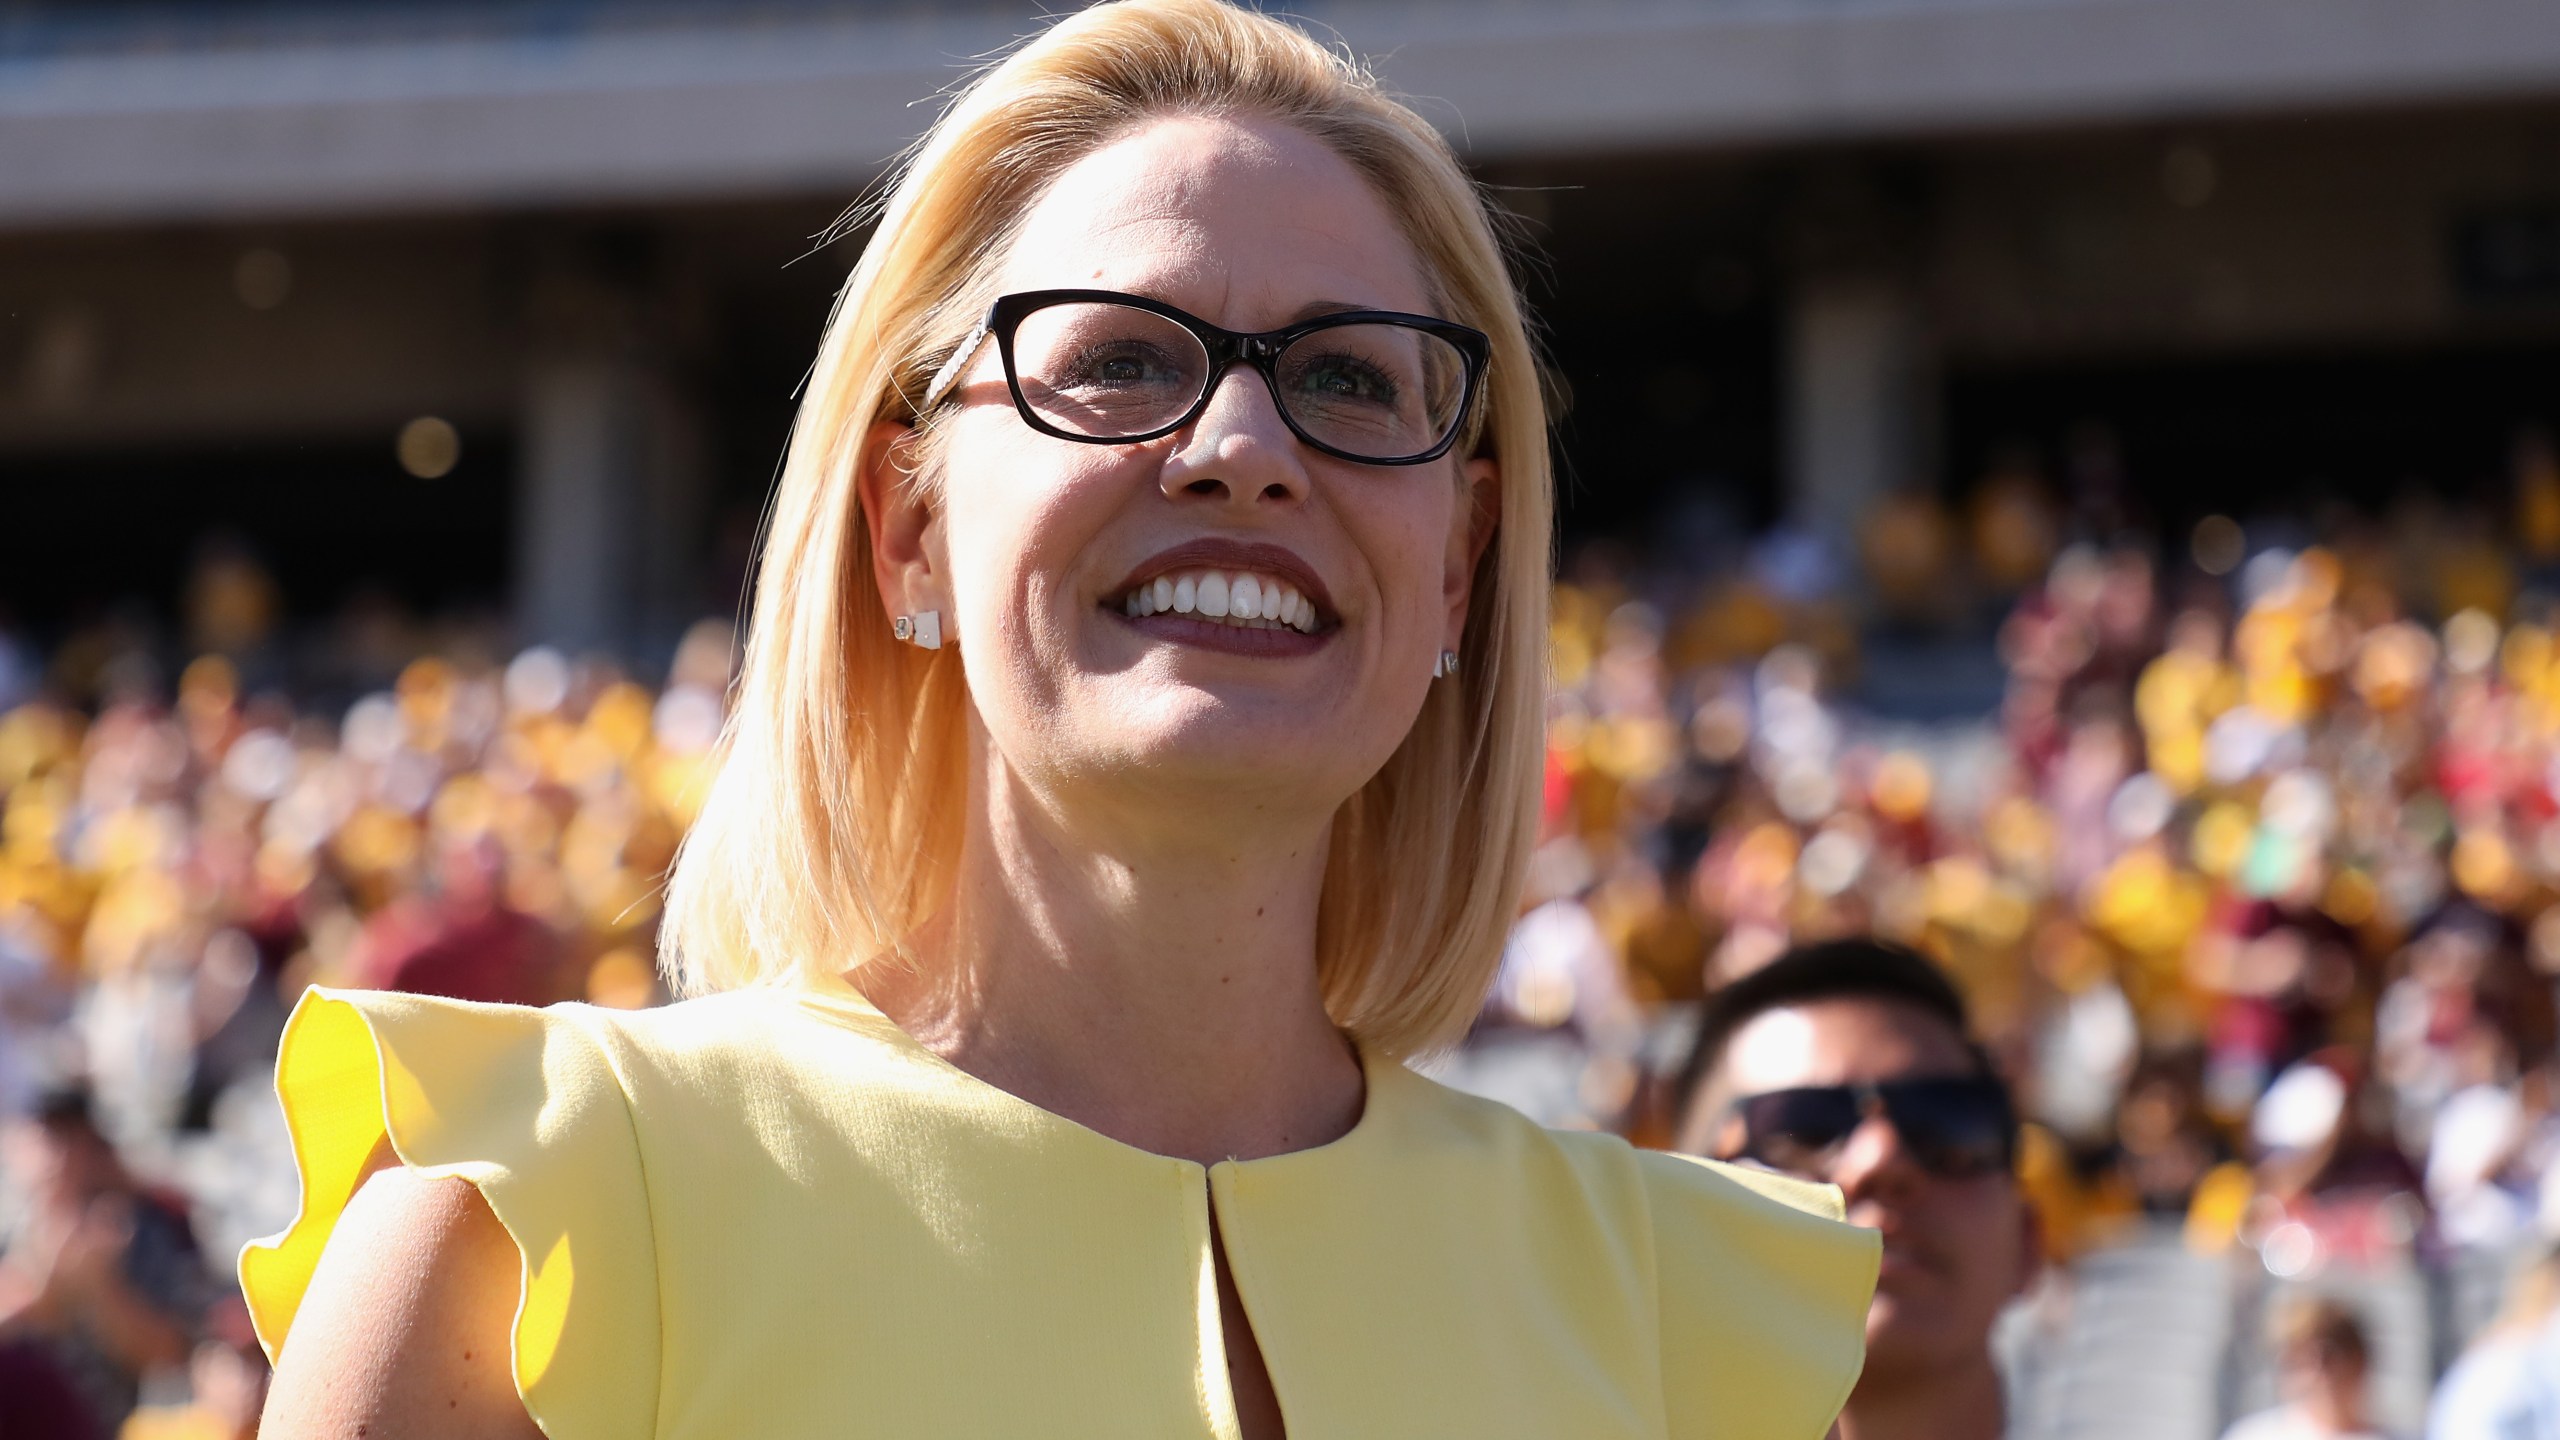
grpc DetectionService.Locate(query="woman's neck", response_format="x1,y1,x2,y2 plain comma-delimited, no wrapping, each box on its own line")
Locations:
858,757,1364,1168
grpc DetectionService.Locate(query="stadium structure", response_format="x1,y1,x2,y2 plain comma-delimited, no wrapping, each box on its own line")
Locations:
9,0,2560,659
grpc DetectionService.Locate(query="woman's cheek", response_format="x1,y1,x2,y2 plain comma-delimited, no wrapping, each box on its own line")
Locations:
1375,494,1459,650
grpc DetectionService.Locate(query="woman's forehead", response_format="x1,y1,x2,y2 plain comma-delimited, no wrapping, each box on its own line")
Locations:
998,113,1434,326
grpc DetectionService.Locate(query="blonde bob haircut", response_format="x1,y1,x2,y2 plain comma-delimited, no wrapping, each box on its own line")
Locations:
660,0,1553,1059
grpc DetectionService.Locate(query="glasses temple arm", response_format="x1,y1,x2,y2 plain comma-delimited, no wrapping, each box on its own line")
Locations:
917,320,993,412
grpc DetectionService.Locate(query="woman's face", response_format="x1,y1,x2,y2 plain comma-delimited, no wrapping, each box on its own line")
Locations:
890,113,1496,821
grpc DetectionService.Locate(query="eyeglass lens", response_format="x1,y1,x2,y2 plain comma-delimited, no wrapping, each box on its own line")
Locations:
1735,1077,2014,1179
1008,300,1471,461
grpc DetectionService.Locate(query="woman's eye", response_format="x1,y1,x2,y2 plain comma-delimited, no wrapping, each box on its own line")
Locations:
1292,354,1400,405
1065,342,1180,389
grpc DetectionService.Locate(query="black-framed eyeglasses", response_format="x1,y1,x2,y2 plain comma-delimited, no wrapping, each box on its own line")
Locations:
917,288,1491,467
1724,1075,2017,1182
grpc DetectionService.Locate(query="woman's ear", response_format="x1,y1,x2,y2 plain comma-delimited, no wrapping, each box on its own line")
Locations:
1443,456,1502,651
857,419,940,624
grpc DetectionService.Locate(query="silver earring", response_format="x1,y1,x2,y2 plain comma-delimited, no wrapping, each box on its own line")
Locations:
1433,649,1460,678
895,611,942,650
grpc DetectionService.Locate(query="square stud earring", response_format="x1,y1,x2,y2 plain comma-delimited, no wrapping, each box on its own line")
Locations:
1434,649,1460,678
895,611,942,650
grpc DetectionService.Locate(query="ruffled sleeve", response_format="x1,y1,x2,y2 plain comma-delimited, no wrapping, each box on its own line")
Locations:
1641,1150,1879,1440
237,986,659,1440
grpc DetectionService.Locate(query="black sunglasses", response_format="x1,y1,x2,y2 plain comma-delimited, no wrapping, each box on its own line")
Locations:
918,288,1492,466
1725,1075,2017,1181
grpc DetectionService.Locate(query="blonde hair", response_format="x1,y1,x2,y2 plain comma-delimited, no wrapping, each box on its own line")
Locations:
659,0,1553,1058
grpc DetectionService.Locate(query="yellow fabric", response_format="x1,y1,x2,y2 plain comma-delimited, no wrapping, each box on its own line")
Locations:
241,982,1877,1439
238,989,658,1440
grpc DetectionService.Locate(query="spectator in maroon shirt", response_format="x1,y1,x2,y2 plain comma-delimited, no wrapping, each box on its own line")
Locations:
353,835,563,1008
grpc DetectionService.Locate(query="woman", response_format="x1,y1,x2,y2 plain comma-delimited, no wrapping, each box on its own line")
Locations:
243,2,1878,1436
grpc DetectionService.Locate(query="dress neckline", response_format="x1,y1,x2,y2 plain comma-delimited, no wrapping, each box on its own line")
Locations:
782,969,1388,1176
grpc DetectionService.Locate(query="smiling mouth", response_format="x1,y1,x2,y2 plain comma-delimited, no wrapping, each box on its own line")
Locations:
1107,565,1329,634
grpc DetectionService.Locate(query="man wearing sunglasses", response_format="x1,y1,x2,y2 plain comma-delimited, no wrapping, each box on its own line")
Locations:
1674,939,2038,1440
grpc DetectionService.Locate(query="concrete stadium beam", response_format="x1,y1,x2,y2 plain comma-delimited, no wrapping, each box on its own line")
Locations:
6,0,2560,229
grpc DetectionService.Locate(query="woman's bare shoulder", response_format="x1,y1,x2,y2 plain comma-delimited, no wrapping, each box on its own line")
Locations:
258,1145,541,1440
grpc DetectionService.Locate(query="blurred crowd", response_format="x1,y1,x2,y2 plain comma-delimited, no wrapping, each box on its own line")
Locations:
1495,467,2560,1437
0,609,732,1437
1531,524,2560,1262
9,465,2560,1434
1516,471,2553,1141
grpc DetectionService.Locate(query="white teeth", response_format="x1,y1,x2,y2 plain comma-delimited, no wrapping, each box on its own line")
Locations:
1115,569,1322,632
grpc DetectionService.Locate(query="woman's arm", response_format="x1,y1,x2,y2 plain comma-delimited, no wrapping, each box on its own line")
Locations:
259,1140,542,1440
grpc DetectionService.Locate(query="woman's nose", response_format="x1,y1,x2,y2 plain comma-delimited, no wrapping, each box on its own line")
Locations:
1158,366,1312,507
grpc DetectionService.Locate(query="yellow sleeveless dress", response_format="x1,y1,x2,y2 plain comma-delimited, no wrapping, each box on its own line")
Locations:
240,979,1877,1439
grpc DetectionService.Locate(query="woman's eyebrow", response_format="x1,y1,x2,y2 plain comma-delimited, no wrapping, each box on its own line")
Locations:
1285,298,1371,322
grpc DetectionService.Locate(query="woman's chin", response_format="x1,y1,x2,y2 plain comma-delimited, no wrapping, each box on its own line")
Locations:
1079,711,1379,803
